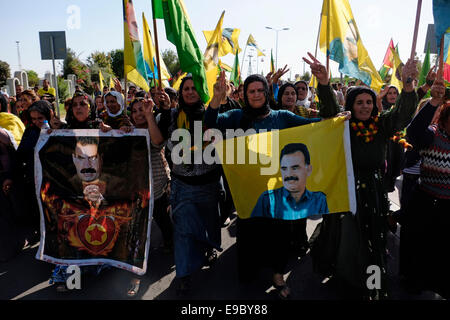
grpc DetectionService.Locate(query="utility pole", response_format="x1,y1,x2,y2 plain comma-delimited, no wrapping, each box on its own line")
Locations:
16,41,22,71
247,53,253,77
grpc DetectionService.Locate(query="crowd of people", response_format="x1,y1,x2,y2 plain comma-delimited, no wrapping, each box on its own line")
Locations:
1,52,449,300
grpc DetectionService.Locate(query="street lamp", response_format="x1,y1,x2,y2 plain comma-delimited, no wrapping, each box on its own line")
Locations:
265,26,289,70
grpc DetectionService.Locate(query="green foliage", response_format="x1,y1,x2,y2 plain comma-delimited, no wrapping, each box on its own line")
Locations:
62,48,92,93
57,76,69,103
26,70,39,87
110,49,124,80
0,60,11,87
162,49,180,76
300,71,311,81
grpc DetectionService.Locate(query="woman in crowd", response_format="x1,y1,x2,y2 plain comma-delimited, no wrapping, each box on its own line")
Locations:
307,55,419,299
276,82,319,119
94,95,106,120
158,77,222,296
126,95,173,297
103,91,133,130
402,76,450,298
15,101,54,236
294,80,311,108
205,62,346,299
18,90,40,126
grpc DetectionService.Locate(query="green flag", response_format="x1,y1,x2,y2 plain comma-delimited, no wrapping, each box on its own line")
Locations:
230,50,241,85
155,0,209,102
152,0,164,19
418,43,431,87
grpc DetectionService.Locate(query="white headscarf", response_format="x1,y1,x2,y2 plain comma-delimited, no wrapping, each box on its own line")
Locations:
295,81,312,108
104,91,125,117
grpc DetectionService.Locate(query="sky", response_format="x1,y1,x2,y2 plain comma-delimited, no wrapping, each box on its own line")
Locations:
0,0,437,83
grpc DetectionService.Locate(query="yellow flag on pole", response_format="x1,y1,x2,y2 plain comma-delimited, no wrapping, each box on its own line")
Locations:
319,0,383,92
123,0,149,92
142,12,171,88
99,70,106,90
203,11,224,104
203,27,241,57
390,45,403,91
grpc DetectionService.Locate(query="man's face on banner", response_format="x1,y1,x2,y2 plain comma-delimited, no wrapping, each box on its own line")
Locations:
280,151,312,195
72,142,101,182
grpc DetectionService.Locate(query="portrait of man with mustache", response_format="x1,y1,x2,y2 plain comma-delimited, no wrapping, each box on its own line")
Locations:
251,143,329,220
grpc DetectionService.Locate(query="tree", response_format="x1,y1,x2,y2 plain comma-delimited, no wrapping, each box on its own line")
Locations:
300,71,311,82
26,70,39,87
62,48,92,93
0,60,11,87
110,49,124,80
162,49,180,76
87,51,114,81
57,76,69,104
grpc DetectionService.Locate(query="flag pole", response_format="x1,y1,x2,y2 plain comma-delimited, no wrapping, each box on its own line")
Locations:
152,6,163,90
438,34,445,79
313,8,323,88
325,0,330,79
410,0,423,60
241,39,248,77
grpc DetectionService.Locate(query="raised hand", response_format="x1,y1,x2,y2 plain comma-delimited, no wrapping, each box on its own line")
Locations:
430,77,446,107
143,97,156,118
425,65,437,87
156,88,170,110
210,70,227,109
113,78,122,93
402,58,419,91
272,65,289,84
302,52,328,85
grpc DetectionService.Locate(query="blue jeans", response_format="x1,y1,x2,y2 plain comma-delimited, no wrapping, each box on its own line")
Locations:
170,178,221,278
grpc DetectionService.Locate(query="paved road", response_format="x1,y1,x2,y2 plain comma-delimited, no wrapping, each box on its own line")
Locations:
0,178,444,300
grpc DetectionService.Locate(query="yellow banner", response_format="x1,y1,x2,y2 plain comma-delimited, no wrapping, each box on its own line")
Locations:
215,117,355,219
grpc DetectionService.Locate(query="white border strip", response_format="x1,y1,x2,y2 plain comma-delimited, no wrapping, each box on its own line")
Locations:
343,121,357,215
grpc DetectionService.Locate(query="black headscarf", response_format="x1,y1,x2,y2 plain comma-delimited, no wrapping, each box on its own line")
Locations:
276,82,297,110
178,76,205,133
381,85,399,111
240,74,271,129
345,86,378,120
0,94,8,113
27,100,52,125
66,91,96,128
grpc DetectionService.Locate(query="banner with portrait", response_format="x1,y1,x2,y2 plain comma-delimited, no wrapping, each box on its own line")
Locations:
34,129,152,275
215,117,356,220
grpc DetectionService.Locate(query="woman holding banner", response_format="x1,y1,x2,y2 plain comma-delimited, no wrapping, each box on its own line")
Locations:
126,95,173,297
157,76,223,296
205,68,345,299
304,53,419,299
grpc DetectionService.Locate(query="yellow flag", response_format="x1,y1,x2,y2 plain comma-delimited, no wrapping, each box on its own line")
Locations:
172,72,187,91
123,0,149,92
319,0,383,92
110,77,115,89
309,75,319,102
203,28,241,57
218,59,233,72
390,46,403,91
142,12,171,88
203,11,224,104
247,34,265,57
99,70,105,90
